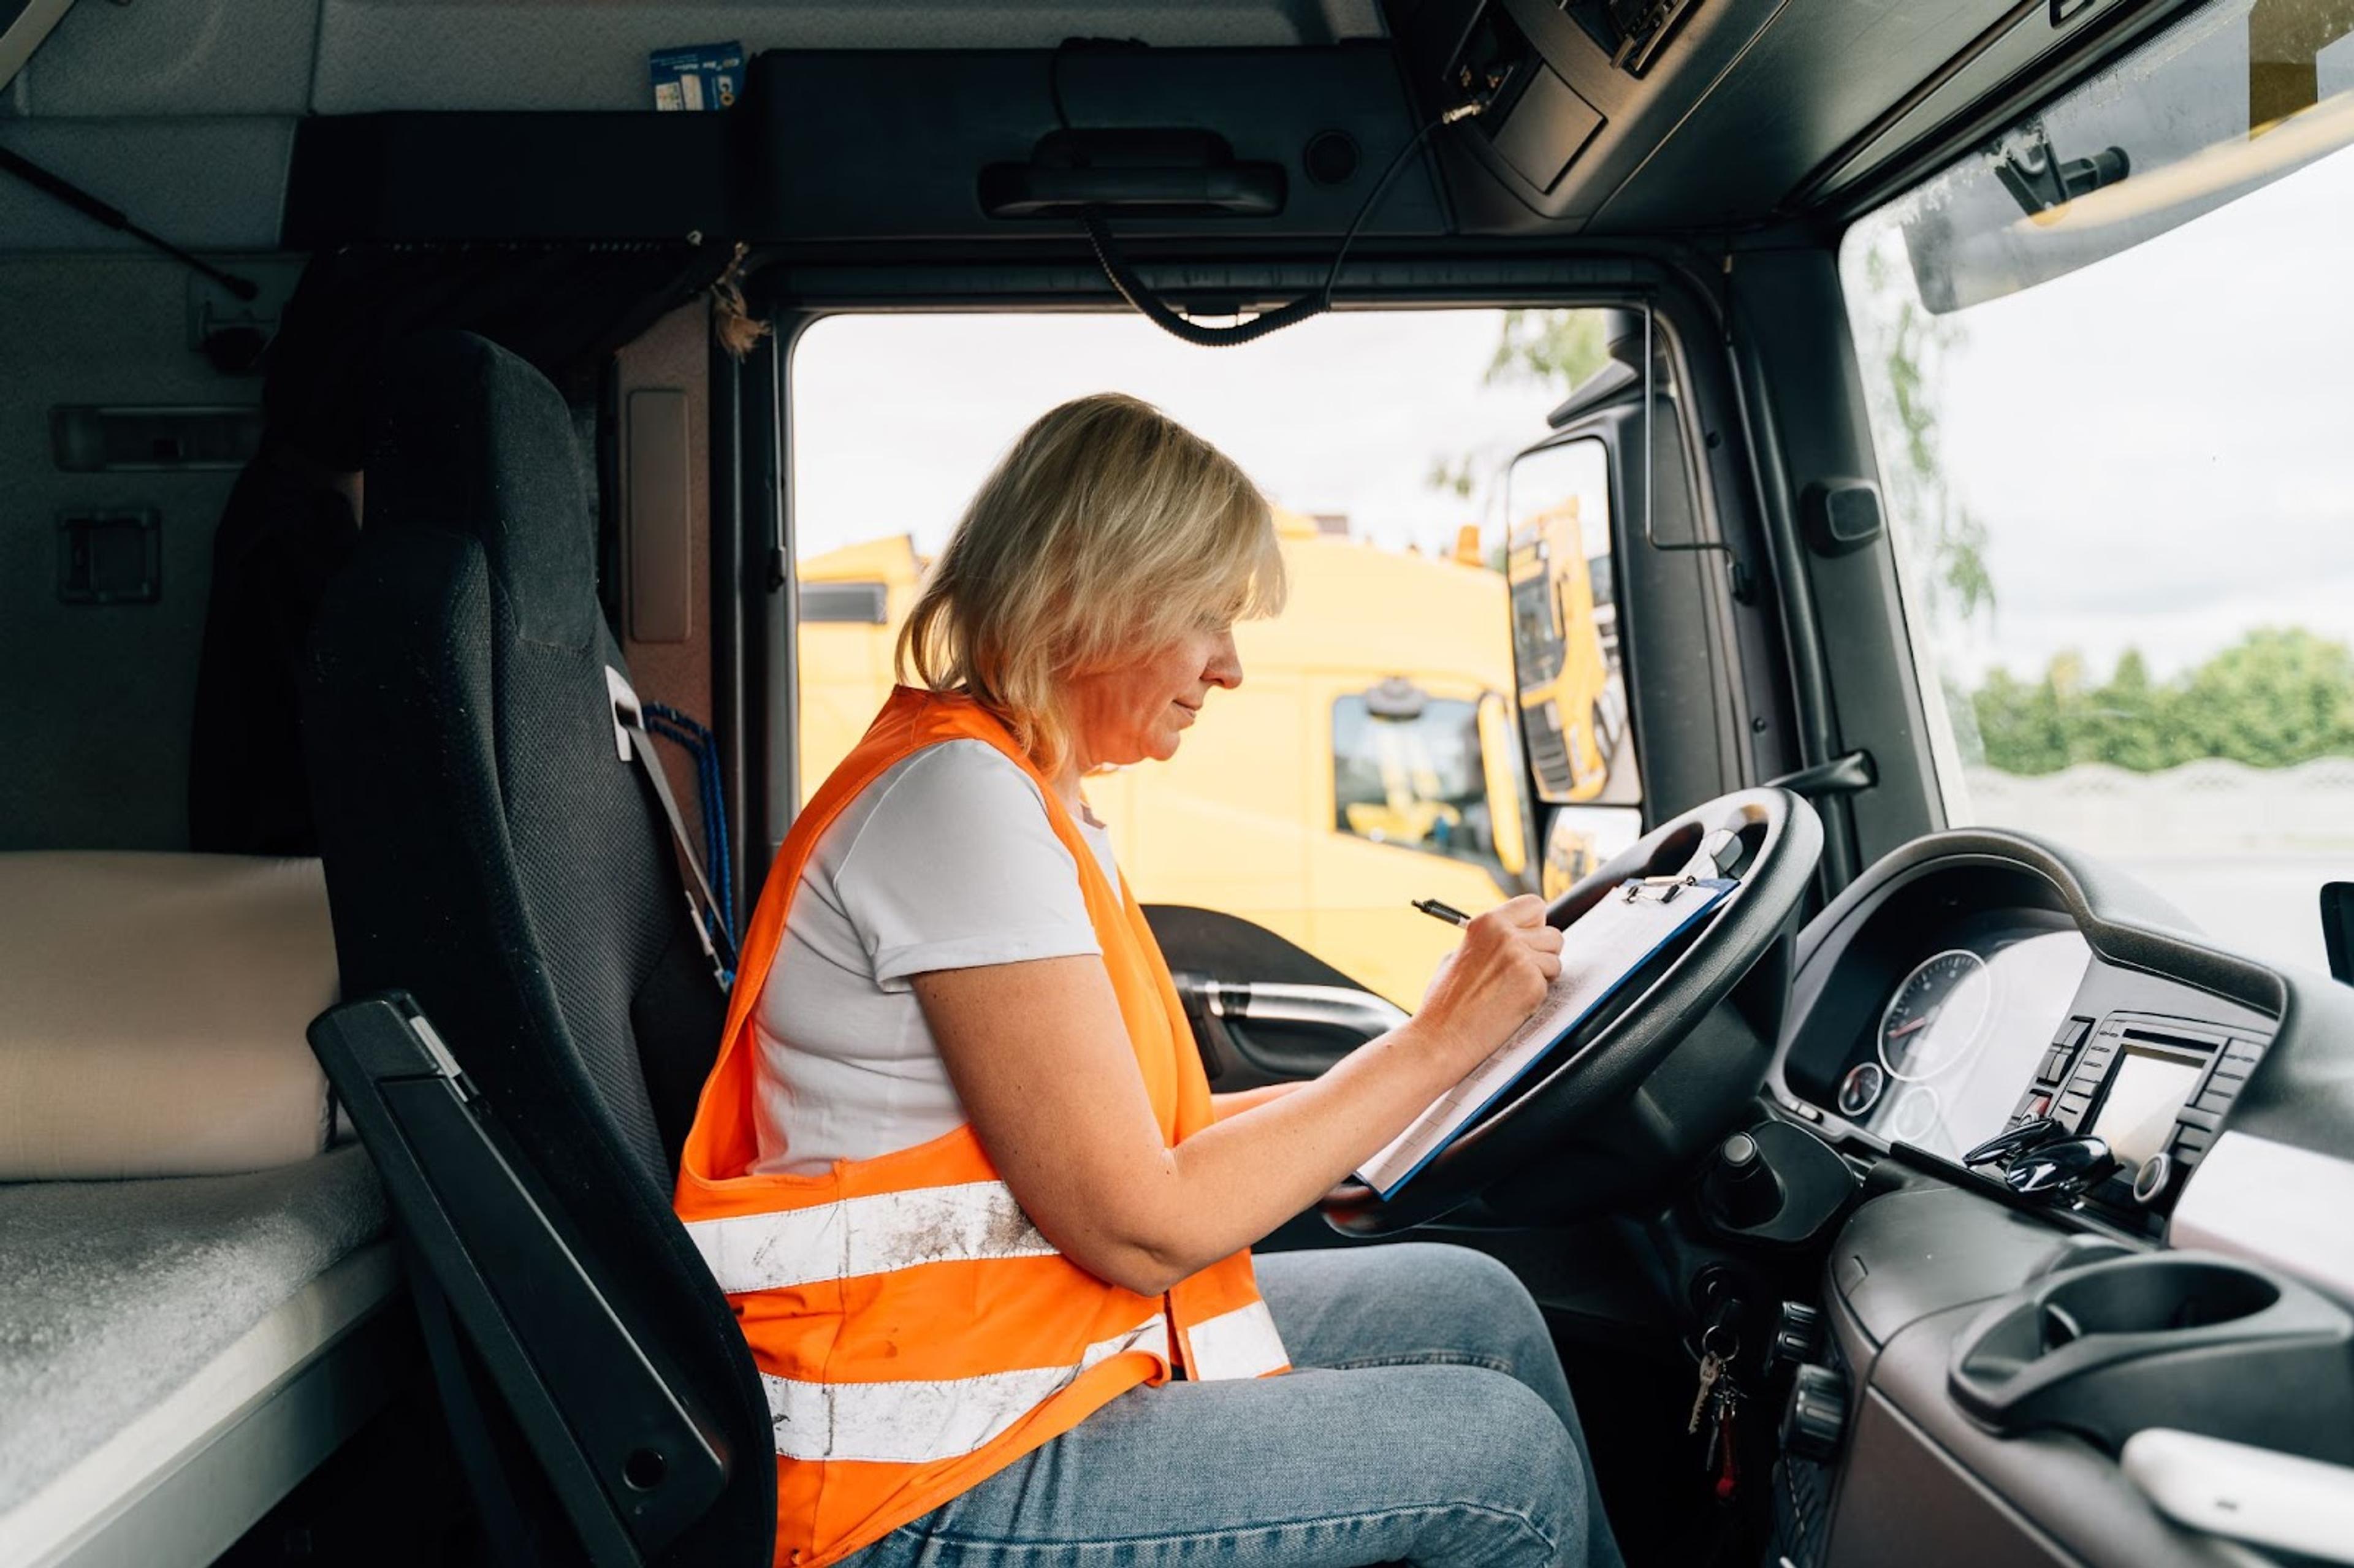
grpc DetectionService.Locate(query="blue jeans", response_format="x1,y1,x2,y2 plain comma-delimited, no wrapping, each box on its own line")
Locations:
847,1243,1626,1567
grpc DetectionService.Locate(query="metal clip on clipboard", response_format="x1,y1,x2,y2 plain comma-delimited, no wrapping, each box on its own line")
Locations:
1623,875,1699,904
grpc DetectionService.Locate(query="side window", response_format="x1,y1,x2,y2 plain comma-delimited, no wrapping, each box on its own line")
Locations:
790,308,1610,1004
1331,683,1499,871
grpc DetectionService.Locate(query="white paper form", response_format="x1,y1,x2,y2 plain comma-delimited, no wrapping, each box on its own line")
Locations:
1354,878,1735,1198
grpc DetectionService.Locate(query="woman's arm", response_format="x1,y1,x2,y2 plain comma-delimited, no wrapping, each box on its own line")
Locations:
1210,1081,1304,1121
913,898,1560,1296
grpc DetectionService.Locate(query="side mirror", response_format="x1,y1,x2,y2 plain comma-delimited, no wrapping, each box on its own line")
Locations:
1541,804,1642,900
1505,436,1637,810
2321,882,2354,986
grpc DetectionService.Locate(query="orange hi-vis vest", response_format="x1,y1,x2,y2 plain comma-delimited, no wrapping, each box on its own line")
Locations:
675,686,1289,1567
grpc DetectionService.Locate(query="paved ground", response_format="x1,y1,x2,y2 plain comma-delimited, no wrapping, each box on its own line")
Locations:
2103,851,2354,976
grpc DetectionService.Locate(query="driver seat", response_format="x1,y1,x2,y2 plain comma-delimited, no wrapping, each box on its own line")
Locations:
301,330,1400,1568
300,330,773,1565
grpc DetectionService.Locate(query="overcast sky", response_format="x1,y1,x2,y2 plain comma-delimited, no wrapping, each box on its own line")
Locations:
791,307,1545,565
1886,103,2354,684
793,123,2354,696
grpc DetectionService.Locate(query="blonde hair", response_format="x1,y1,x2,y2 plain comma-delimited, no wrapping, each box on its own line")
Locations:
897,393,1286,772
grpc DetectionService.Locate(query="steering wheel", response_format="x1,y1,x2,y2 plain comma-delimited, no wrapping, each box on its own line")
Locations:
1320,786,1822,1235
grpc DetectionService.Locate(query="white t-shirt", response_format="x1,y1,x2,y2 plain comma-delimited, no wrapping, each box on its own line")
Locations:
749,739,1119,1177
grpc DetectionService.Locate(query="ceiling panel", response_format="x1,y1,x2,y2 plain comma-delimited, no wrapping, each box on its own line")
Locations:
311,0,1385,113
1591,0,2021,231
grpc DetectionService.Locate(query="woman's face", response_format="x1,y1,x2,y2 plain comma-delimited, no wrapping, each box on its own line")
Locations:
1065,621,1243,772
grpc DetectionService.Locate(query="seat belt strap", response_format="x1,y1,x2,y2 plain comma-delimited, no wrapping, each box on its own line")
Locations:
606,668,739,989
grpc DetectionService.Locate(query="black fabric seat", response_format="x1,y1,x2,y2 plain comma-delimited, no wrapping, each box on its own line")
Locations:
302,330,771,1565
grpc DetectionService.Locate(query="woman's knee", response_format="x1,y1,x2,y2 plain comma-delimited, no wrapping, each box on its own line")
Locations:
1414,1368,1586,1553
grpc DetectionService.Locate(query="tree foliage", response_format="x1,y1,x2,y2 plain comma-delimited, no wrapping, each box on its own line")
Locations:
1854,235,1995,625
1420,311,1614,551
1482,310,1612,392
1975,630,2354,775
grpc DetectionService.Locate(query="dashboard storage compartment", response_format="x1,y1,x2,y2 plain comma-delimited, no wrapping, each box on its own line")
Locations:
1947,1251,2354,1464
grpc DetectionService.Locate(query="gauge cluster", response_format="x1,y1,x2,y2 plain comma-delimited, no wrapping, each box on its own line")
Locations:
1768,846,2278,1236
1827,924,2089,1163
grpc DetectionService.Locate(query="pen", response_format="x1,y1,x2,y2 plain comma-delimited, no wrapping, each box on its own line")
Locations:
1411,897,1472,927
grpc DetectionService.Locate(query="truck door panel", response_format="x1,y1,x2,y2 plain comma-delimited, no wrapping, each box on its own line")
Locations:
1146,904,1403,1090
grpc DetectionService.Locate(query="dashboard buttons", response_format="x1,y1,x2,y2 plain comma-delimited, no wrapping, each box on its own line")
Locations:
1783,1364,1849,1461
2131,1152,2174,1205
1836,1061,1886,1118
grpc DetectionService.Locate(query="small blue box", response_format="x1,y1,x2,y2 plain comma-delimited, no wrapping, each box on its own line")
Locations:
650,42,745,112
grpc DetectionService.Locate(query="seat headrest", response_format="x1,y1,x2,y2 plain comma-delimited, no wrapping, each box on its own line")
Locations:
366,329,600,649
0,853,340,1180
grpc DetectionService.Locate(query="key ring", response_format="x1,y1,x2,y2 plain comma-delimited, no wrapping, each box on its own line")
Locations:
1701,1321,1741,1365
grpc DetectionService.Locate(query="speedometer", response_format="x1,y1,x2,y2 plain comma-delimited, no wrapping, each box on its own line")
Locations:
1877,949,1992,1083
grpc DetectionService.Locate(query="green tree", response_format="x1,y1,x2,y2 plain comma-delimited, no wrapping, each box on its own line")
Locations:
1856,234,1995,626
1482,310,1611,392
1973,630,2354,775
1421,311,1613,550
2079,649,2174,772
2173,628,2354,767
1976,663,2071,774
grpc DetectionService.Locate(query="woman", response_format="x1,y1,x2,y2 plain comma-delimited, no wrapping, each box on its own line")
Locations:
676,394,1623,1568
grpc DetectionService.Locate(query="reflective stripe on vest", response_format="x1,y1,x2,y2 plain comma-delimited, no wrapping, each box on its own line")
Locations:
761,1314,1171,1463
682,1180,1056,1293
675,688,1287,1568
1181,1298,1290,1382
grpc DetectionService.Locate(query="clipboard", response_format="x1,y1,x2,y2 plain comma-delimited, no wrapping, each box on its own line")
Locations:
1353,875,1737,1199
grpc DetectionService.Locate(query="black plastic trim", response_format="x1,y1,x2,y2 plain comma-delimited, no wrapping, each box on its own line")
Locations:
307,994,728,1567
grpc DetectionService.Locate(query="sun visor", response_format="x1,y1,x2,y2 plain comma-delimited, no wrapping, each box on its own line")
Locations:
1898,0,2354,314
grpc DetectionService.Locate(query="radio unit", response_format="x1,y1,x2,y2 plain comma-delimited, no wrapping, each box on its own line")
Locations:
2002,1012,2268,1217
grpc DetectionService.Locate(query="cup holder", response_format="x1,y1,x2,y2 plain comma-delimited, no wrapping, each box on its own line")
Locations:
1948,1250,2354,1460
2035,1257,2279,1348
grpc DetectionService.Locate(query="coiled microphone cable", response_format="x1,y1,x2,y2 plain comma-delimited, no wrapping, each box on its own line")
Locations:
1080,98,1487,349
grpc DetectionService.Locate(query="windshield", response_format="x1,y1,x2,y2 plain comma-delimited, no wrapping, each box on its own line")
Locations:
1843,0,2354,972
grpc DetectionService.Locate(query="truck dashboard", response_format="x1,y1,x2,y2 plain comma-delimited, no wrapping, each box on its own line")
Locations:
1750,829,2354,1567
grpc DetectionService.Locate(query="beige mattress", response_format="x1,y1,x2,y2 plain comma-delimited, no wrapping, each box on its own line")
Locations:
0,1148,394,1567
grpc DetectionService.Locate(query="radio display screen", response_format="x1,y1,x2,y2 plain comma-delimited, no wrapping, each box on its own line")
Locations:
2093,1045,2206,1166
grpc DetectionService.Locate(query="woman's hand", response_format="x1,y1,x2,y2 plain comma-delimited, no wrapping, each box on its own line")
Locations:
1412,896,1564,1071
914,896,1564,1296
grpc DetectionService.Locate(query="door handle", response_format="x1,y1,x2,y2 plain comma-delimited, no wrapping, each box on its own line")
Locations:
1171,975,1407,1082
1211,982,1408,1037
1764,750,1875,801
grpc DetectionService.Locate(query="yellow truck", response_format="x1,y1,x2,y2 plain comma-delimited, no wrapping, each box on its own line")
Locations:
1506,497,1628,807
795,511,1534,1005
